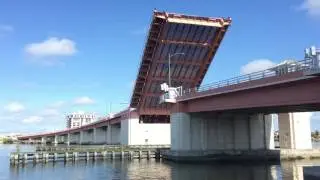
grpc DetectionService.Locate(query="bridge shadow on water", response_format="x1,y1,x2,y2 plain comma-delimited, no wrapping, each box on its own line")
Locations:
8,158,320,180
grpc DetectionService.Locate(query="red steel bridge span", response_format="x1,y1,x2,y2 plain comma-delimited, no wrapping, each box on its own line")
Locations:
130,10,231,122
18,10,232,141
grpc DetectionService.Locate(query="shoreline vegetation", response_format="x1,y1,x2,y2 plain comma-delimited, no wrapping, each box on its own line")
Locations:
0,137,14,144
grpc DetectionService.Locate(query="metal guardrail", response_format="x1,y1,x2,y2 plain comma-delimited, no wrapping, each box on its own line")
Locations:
180,59,317,97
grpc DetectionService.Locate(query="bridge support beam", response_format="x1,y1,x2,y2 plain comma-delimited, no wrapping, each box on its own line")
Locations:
278,112,312,149
167,112,276,162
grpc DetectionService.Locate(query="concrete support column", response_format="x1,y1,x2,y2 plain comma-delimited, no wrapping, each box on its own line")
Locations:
69,133,80,144
41,137,46,144
107,124,120,145
79,131,84,145
279,112,312,149
106,125,112,144
249,114,274,150
93,128,97,144
171,112,192,151
94,127,107,144
66,134,70,146
54,135,58,145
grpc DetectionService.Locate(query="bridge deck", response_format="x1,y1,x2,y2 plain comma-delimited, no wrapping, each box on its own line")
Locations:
130,10,231,115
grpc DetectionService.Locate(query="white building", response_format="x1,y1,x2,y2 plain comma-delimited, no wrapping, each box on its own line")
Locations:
66,113,96,128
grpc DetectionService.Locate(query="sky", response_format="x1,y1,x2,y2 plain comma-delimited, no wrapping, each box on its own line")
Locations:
0,0,319,133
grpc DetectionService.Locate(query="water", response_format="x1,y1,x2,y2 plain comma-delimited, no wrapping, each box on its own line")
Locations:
1,144,320,180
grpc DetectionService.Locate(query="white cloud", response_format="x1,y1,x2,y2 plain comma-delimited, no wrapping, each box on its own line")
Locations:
3,102,25,113
298,0,320,17
25,37,77,57
240,59,276,75
73,96,95,105
22,116,42,124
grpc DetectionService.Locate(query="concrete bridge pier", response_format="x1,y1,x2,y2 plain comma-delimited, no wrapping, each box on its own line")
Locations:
69,132,80,144
278,112,312,150
93,126,107,144
167,112,276,162
66,134,70,146
80,129,94,145
107,124,121,145
54,135,68,145
41,137,47,144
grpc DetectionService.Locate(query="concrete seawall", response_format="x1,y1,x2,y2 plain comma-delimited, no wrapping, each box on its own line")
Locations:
162,149,320,163
162,150,280,163
280,149,320,160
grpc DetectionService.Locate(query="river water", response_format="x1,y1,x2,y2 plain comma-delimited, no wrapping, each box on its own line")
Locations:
1,144,320,180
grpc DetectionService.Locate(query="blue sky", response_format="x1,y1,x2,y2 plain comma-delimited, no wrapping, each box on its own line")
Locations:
0,0,319,133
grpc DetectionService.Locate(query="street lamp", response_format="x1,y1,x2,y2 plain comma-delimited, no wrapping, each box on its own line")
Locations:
168,53,185,87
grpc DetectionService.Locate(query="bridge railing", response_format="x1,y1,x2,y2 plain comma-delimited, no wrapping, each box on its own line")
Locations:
180,59,316,97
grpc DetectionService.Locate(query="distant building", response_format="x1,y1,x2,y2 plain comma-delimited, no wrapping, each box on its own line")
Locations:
66,113,96,128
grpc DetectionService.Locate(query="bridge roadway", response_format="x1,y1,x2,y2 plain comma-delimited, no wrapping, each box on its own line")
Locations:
174,60,320,114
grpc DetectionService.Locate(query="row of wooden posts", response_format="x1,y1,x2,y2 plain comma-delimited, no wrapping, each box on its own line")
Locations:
10,150,162,165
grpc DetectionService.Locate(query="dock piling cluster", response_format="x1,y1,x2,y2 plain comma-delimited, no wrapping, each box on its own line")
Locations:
10,150,163,166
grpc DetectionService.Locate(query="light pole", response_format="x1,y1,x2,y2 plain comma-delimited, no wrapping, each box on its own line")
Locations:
168,53,185,87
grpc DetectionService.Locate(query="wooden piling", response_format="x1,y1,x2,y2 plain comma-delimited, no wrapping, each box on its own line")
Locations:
86,152,90,161
65,152,69,162
147,151,151,159
10,148,163,166
138,151,142,159
111,151,115,159
102,151,107,159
